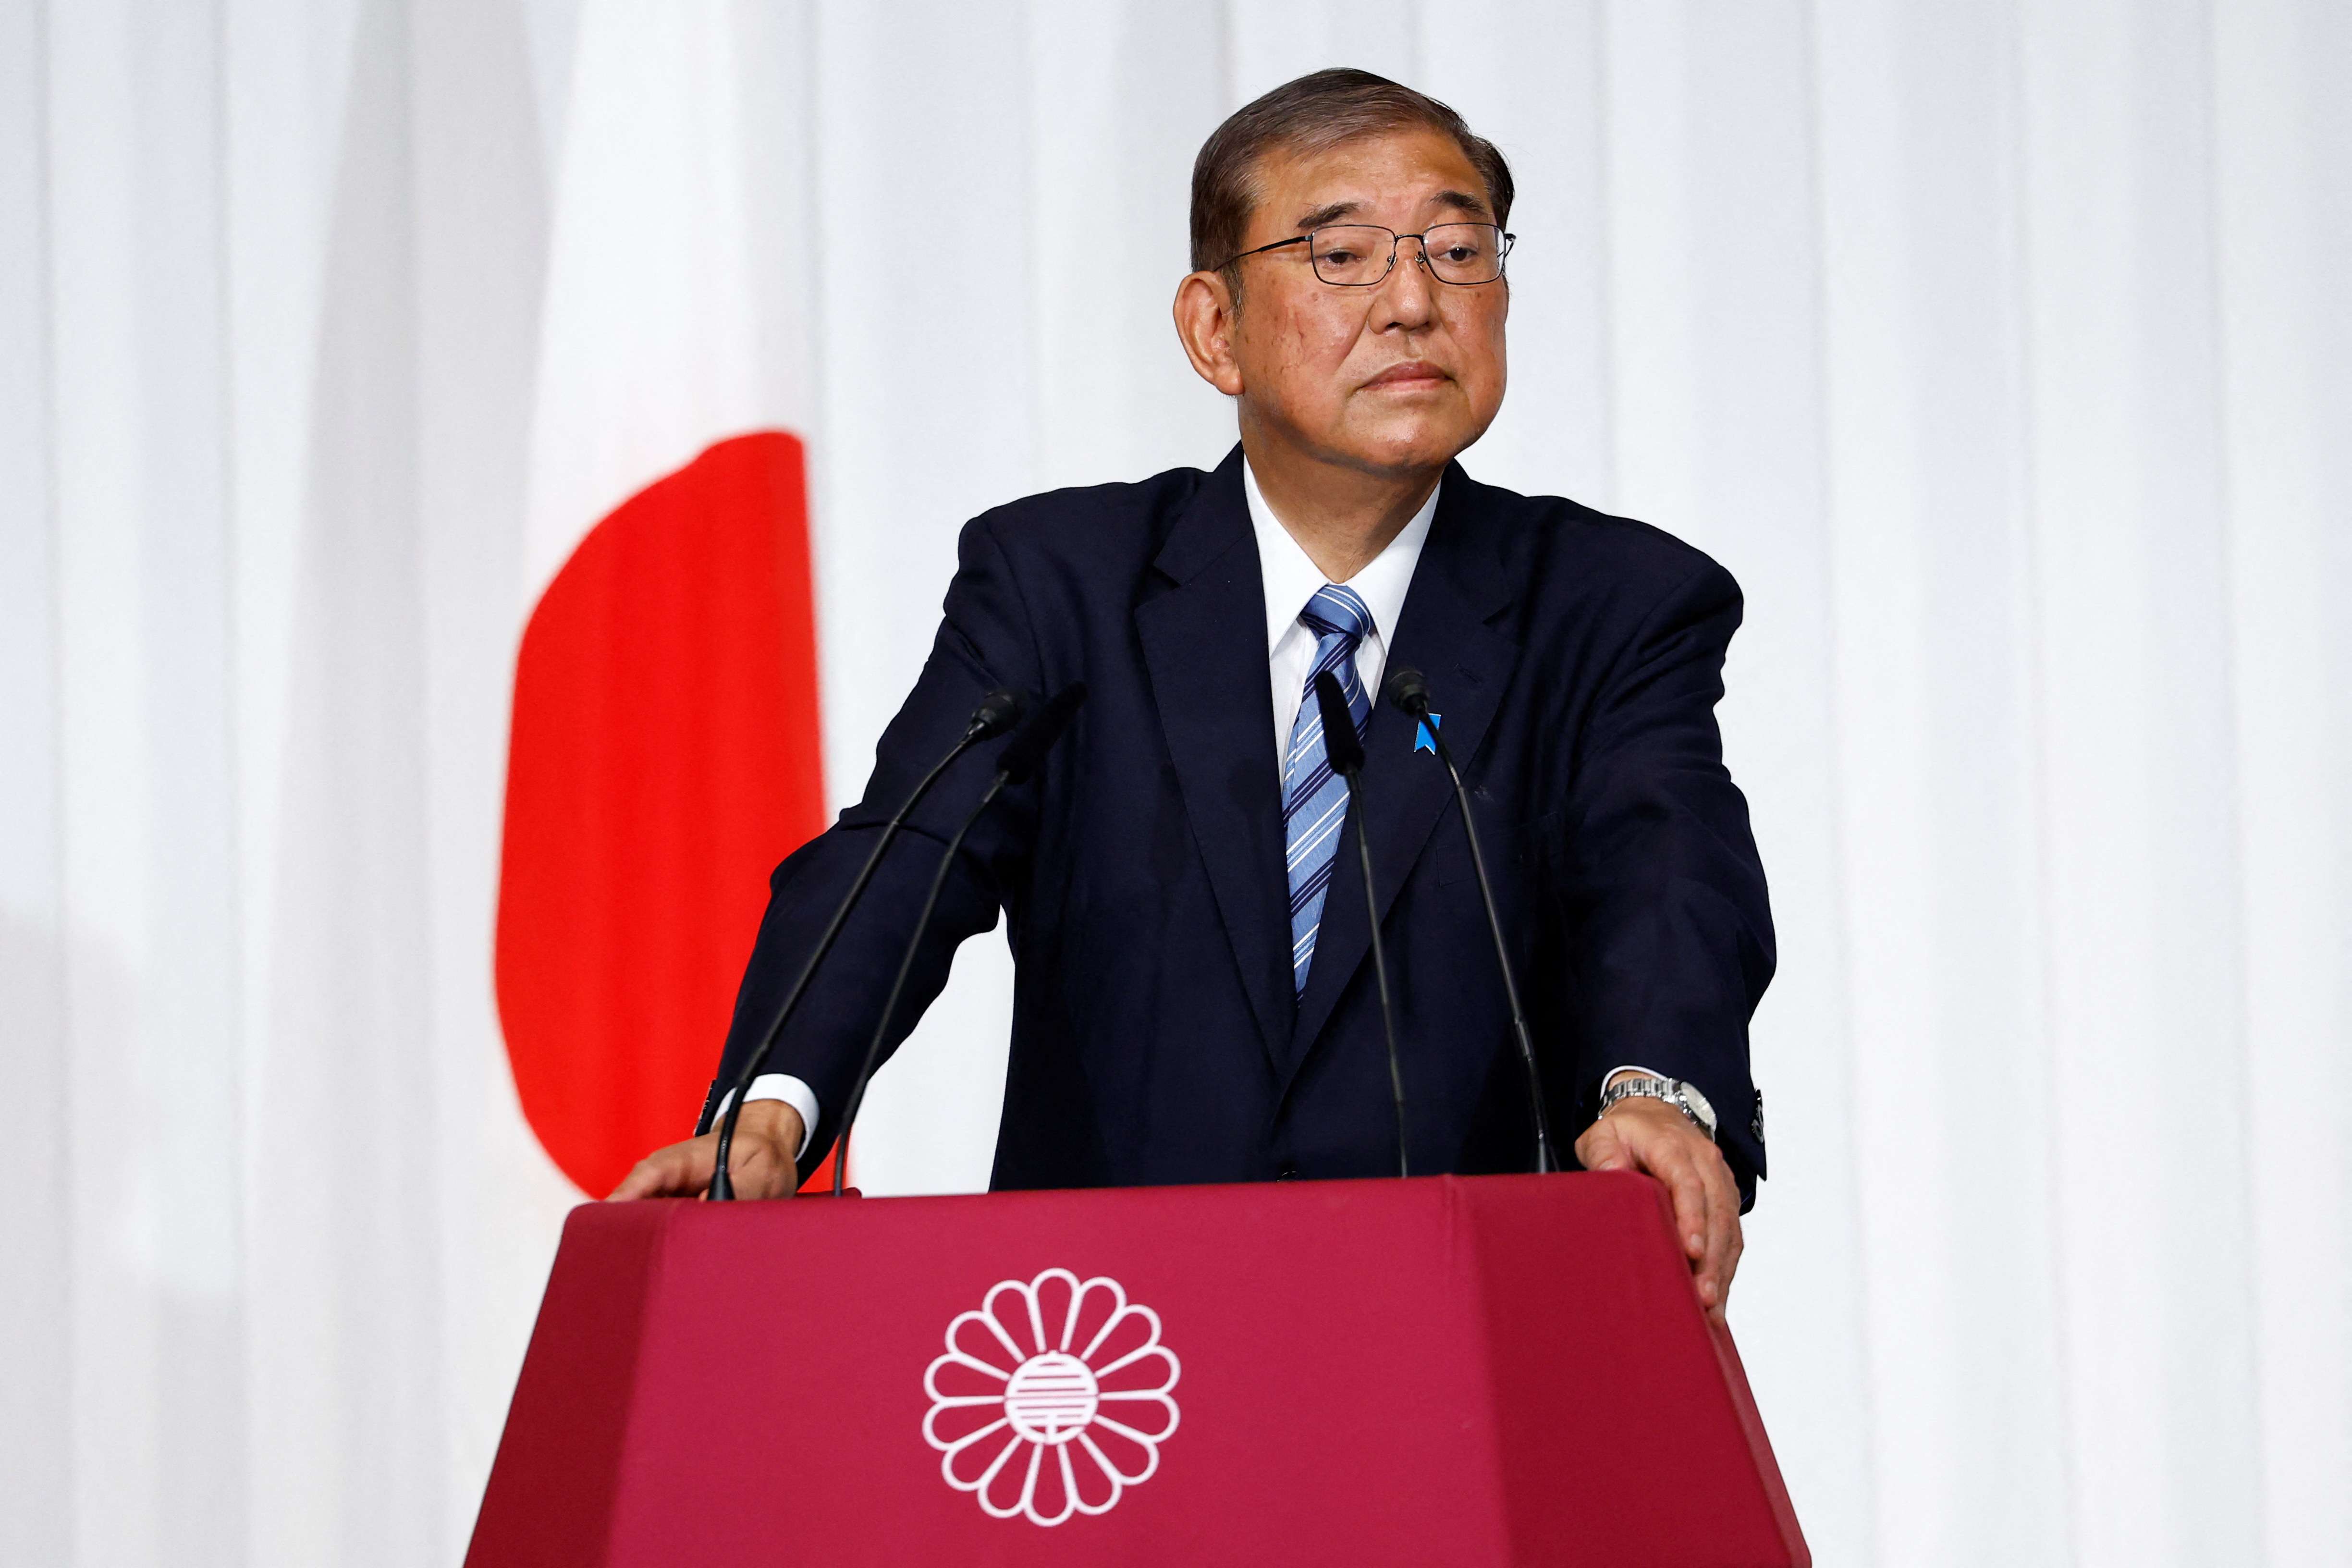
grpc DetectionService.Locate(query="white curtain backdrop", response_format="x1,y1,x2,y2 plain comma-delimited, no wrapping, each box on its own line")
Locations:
4,2,2346,1564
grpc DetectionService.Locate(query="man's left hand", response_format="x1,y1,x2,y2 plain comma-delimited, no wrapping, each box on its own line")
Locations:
1574,1097,1744,1324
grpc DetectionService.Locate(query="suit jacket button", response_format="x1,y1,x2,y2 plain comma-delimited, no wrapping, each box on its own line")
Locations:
1276,1160,1299,1180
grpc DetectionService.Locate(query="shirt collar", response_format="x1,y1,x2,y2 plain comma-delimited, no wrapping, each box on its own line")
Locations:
1243,458,1440,655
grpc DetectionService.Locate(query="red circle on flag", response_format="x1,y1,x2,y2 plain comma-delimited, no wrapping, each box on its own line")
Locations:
495,432,828,1196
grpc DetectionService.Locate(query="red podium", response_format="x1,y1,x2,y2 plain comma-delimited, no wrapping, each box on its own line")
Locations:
467,1173,1807,1566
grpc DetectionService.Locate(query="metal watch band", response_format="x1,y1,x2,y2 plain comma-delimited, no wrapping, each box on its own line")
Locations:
1597,1075,1716,1141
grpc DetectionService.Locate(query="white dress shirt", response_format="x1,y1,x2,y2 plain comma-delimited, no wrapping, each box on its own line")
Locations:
724,461,1681,1168
1245,459,1438,769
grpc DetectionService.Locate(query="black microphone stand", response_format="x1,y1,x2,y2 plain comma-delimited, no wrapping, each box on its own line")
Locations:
705,688,1025,1200
1385,668,1559,1173
829,683,1087,1195
1313,671,1408,1179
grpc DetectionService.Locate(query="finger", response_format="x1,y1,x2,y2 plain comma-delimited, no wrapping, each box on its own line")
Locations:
1701,1160,1744,1306
1575,1122,1630,1172
1685,1154,1740,1312
1622,1129,1709,1264
608,1155,672,1201
1712,1228,1744,1325
607,1139,713,1201
645,1147,710,1200
607,1153,672,1201
1666,1158,1711,1269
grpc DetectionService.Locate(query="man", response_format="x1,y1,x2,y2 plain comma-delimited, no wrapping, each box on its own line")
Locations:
613,69,1772,1321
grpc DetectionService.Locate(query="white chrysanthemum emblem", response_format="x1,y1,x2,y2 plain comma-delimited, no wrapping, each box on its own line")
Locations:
922,1269,1181,1526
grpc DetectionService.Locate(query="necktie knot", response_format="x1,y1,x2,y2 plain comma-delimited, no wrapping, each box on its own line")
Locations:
1298,583,1372,646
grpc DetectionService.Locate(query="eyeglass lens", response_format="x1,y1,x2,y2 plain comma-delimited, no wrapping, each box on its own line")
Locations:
1309,224,1507,286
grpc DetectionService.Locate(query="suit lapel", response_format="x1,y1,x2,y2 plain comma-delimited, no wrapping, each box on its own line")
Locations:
1286,465,1520,1078
1136,448,1293,1067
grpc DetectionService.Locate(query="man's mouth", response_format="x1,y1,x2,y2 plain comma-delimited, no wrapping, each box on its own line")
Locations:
1361,361,1449,391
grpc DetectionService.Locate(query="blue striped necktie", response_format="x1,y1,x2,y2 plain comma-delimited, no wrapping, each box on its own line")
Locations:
1283,584,1373,996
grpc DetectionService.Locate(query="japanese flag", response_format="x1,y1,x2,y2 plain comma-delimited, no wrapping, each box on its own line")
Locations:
495,1,831,1197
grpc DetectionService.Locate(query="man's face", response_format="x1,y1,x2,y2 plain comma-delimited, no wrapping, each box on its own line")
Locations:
1216,126,1509,477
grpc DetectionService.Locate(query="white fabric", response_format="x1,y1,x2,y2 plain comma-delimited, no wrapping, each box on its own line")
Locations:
1245,457,1435,770
5,4,2347,1568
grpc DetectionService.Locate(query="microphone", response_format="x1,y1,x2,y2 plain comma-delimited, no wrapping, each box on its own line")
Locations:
829,682,1089,1195
1385,667,1559,1172
704,686,1029,1199
1313,670,1408,1179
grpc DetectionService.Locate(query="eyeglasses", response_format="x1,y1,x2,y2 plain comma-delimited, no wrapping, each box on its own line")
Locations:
1219,223,1514,287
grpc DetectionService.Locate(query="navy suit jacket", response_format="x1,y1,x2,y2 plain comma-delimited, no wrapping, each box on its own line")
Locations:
711,447,1774,1204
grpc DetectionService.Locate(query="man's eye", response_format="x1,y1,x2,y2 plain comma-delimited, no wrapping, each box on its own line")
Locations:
1323,247,1363,267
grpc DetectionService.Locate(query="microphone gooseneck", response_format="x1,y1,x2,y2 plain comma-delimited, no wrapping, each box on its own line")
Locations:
705,686,1029,1200
830,683,1089,1195
1314,670,1408,1179
1384,667,1559,1173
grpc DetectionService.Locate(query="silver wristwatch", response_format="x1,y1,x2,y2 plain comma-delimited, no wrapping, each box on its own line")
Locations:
1598,1074,1718,1141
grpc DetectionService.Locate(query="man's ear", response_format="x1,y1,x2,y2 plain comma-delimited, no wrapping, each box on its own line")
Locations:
1172,270,1246,397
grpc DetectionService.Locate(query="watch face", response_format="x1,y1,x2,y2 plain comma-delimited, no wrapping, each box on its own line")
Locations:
1677,1080,1717,1129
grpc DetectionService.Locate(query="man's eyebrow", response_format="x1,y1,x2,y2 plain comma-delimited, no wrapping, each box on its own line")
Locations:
1295,200,1361,231
1293,189,1495,231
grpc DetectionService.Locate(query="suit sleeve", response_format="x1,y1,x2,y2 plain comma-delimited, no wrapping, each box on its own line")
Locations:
1557,558,1775,1206
706,515,1044,1179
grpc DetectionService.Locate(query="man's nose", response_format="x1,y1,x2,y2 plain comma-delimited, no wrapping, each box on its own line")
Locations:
1371,236,1438,329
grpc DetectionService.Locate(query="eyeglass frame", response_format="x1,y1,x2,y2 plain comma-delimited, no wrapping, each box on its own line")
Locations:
1216,222,1516,287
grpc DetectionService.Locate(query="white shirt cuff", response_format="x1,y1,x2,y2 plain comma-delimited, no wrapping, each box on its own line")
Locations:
712,1074,820,1164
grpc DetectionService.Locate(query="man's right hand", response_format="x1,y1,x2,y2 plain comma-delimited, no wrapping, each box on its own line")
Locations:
606,1100,808,1200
